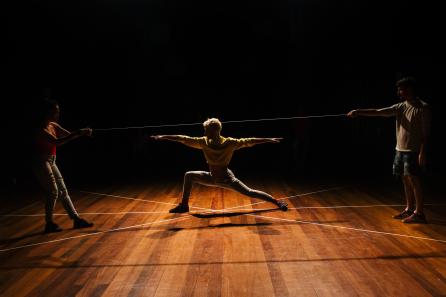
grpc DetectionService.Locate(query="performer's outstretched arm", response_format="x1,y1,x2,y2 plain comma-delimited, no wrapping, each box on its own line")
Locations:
347,107,396,118
150,135,203,149
248,137,283,145
150,135,185,142
43,127,92,147
234,137,283,149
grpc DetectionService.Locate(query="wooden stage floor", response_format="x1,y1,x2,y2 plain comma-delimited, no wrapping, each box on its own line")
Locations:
1,178,446,296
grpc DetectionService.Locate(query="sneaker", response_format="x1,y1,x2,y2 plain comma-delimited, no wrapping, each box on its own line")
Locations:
402,212,427,224
275,200,288,211
73,218,94,229
392,209,414,220
44,222,63,233
169,204,189,213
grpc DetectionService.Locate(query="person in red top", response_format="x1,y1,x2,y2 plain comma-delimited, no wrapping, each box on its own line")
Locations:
33,99,94,233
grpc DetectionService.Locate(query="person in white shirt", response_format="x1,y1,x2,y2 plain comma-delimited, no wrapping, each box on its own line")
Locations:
348,77,431,223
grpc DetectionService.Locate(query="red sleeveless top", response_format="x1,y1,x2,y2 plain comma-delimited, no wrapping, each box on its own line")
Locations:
36,129,57,156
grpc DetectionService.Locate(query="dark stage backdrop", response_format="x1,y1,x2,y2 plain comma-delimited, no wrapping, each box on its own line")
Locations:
4,0,445,187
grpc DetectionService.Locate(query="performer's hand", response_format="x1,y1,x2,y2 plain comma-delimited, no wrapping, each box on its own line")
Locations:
80,128,93,137
347,110,358,117
85,128,93,137
150,135,164,141
270,138,283,143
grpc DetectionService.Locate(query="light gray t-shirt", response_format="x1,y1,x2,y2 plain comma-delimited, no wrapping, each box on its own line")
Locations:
378,100,431,152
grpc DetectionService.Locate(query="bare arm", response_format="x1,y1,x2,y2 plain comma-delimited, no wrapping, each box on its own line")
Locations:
348,107,396,118
43,128,92,147
43,129,81,147
51,122,71,137
248,138,283,145
52,122,93,138
150,135,203,149
150,135,187,142
234,137,283,149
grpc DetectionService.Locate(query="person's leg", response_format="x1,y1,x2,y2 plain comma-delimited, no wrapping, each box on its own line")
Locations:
222,170,287,211
51,161,79,220
33,157,62,232
401,153,426,223
170,171,214,213
408,175,424,214
51,159,93,228
392,151,414,219
181,171,214,205
402,176,416,211
402,175,426,223
410,175,424,214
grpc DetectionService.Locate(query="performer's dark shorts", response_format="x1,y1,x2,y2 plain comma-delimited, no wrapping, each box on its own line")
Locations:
393,151,421,176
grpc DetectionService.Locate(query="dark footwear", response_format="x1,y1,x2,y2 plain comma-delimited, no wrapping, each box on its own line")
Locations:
392,209,414,220
44,222,63,233
275,200,288,211
403,212,427,224
169,204,189,213
73,218,94,229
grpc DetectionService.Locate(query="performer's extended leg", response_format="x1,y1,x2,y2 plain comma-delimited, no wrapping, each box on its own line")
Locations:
223,170,288,211
169,171,215,213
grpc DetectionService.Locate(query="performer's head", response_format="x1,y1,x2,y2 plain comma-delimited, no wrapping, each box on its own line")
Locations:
396,77,417,101
39,98,60,126
203,118,222,139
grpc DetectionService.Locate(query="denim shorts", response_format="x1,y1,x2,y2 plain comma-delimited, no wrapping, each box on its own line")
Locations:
393,151,421,176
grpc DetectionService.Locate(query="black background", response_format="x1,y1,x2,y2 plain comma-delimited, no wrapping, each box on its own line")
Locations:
4,0,445,187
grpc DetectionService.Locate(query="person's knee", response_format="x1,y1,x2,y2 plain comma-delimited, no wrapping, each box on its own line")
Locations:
402,175,412,185
59,189,69,199
408,175,422,188
184,172,195,181
404,174,415,182
185,171,203,181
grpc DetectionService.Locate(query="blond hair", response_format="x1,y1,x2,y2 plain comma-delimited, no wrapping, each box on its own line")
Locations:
203,118,222,133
